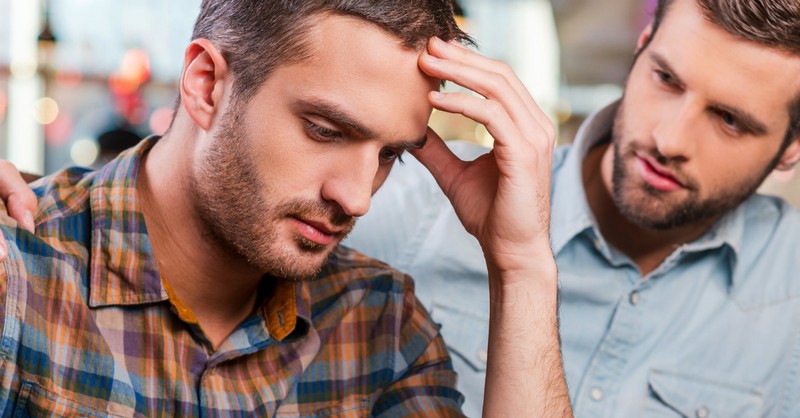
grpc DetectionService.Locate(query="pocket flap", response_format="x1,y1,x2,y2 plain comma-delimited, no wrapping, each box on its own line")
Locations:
648,369,762,418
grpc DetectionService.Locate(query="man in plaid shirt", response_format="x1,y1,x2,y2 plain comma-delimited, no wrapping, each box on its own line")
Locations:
0,0,568,417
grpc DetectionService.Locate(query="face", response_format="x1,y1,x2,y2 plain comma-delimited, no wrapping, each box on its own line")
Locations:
605,0,800,231
191,15,437,280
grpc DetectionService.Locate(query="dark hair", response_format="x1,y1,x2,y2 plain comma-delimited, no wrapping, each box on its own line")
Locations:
191,0,471,104
646,0,800,147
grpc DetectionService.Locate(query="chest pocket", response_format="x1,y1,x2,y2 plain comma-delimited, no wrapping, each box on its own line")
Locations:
12,380,134,418
644,369,763,418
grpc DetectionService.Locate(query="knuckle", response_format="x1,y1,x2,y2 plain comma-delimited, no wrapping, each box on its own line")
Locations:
485,101,505,123
484,72,507,93
497,62,514,78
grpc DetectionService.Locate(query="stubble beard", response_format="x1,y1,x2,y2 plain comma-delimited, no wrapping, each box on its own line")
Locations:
190,105,355,281
609,101,775,232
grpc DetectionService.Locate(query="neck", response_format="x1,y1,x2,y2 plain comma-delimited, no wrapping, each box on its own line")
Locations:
137,130,264,348
583,143,717,276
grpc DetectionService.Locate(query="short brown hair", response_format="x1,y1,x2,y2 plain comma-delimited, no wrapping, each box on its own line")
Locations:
647,0,800,146
191,0,471,104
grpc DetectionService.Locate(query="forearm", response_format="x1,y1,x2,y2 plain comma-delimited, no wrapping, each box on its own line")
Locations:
481,258,572,417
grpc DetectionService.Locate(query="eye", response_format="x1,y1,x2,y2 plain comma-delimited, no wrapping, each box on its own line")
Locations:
379,147,405,165
303,119,342,142
717,110,742,133
654,69,678,88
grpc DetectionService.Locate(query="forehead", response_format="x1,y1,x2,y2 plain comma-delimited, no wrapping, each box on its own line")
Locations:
260,14,438,140
650,0,800,126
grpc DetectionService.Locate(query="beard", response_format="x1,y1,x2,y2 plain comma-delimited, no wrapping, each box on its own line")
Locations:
609,100,779,231
189,103,355,281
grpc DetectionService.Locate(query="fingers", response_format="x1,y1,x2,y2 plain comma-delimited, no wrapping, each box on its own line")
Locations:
409,128,465,196
420,37,556,145
0,161,37,233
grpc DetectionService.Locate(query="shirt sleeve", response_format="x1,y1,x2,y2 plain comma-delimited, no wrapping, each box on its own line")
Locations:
370,276,466,418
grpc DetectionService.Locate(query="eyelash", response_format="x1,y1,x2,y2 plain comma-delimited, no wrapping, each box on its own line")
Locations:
652,69,751,137
654,69,679,88
304,119,405,164
303,120,342,142
716,110,744,134
380,148,405,165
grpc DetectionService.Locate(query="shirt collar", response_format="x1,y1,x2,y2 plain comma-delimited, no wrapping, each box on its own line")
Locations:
550,101,619,255
549,101,744,283
88,136,165,308
85,136,312,336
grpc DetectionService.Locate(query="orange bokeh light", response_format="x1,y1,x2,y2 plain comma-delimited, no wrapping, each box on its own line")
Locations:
0,91,7,123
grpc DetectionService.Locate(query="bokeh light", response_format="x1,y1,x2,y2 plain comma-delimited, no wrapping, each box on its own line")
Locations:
0,91,7,123
70,139,99,167
33,97,60,125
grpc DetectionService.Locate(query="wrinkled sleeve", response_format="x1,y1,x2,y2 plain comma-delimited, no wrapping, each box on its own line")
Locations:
371,278,466,418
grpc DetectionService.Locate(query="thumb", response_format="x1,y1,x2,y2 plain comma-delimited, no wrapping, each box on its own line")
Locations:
410,128,464,196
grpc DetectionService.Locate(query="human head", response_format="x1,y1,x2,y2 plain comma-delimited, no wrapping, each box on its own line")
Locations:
177,3,468,280
605,0,800,231
191,0,471,105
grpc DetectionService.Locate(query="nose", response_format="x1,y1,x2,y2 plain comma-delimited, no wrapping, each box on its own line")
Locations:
320,146,381,218
652,98,700,160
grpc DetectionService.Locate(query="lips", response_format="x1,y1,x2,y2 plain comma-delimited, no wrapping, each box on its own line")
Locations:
635,154,685,192
290,217,344,246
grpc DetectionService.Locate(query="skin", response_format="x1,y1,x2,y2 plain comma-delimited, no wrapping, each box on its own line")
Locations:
584,0,800,275
0,14,571,416
138,15,437,348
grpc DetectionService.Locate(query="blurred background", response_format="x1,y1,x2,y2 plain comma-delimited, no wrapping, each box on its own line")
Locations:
0,0,797,204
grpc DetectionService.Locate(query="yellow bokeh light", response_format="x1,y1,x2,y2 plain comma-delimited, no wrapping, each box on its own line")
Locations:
70,139,99,167
33,97,59,125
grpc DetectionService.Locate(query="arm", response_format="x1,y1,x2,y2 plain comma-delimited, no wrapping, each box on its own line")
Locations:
415,38,571,416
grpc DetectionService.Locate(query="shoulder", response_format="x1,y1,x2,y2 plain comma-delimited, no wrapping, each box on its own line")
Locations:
317,245,420,301
732,195,800,307
738,194,800,257
30,167,95,226
311,245,438,338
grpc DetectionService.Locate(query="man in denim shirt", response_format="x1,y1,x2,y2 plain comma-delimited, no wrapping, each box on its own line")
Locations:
347,0,800,416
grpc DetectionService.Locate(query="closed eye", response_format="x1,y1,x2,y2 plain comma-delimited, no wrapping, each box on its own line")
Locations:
303,119,342,142
379,148,405,165
654,69,680,89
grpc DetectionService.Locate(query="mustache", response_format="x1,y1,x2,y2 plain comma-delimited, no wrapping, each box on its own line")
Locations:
283,199,355,232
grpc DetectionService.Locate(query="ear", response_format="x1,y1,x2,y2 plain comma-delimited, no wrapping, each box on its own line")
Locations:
635,23,654,54
775,137,800,171
179,39,229,132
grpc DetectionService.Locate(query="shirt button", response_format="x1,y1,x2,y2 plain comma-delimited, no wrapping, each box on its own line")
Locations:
593,238,603,251
629,291,640,305
590,387,603,402
696,406,710,418
477,349,488,364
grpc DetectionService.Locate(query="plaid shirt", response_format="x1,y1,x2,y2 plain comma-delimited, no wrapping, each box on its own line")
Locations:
0,137,463,417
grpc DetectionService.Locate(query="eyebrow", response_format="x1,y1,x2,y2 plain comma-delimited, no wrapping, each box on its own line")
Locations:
650,52,769,136
296,98,428,149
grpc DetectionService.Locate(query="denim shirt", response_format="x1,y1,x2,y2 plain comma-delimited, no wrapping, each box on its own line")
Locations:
345,102,800,418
